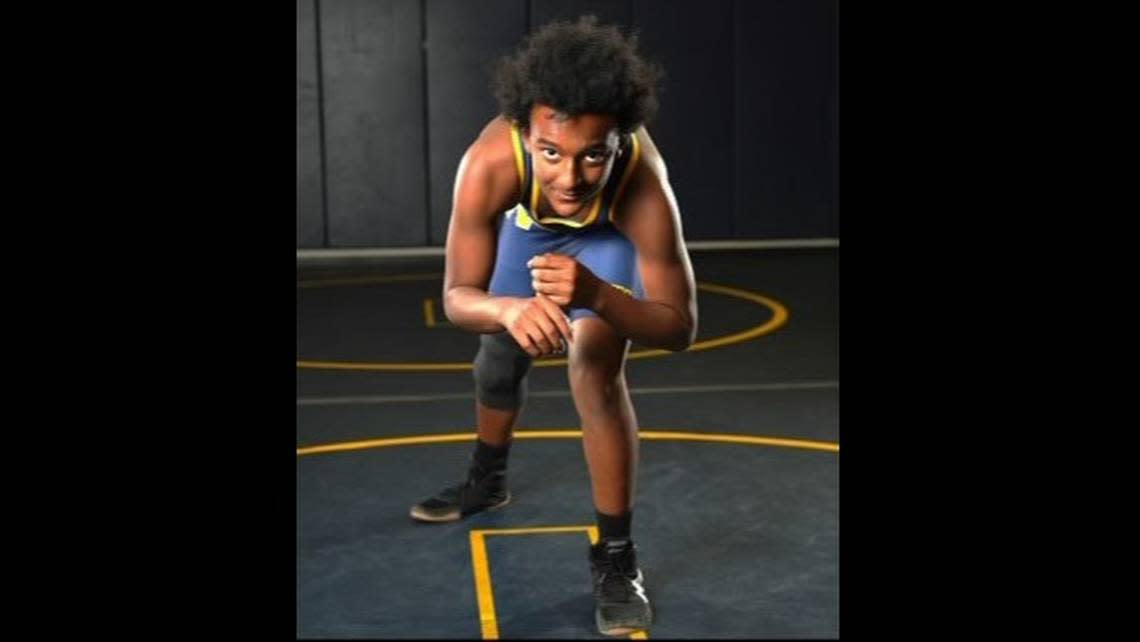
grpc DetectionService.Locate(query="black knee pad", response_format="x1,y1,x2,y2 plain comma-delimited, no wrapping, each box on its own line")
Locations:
473,332,534,410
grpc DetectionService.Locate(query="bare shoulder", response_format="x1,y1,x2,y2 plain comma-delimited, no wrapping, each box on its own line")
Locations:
468,116,522,186
454,115,524,219
613,126,677,229
632,126,669,180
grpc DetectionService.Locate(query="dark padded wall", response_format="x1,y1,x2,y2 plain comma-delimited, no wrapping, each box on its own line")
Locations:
321,0,427,247
297,0,838,248
733,0,838,239
530,0,631,31
425,0,526,245
635,0,734,239
296,0,324,248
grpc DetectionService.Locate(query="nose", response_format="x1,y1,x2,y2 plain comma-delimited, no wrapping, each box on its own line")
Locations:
551,157,583,187
556,160,585,191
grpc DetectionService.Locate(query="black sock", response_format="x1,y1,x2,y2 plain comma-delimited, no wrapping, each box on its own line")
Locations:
596,509,632,543
472,438,511,474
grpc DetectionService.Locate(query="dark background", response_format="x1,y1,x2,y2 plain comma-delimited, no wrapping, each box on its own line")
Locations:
296,0,839,247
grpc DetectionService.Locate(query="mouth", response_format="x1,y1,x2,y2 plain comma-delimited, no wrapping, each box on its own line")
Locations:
556,190,587,203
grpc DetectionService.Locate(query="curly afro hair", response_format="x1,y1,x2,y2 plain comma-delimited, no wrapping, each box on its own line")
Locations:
492,15,663,134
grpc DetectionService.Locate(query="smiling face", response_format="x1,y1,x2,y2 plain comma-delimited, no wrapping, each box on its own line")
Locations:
523,104,622,218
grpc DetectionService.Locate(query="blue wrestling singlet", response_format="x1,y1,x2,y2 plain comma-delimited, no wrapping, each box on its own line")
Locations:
488,122,644,321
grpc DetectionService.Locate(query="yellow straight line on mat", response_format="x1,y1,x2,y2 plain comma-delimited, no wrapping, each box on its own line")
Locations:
423,298,436,328
469,530,500,640
469,525,644,639
473,525,597,537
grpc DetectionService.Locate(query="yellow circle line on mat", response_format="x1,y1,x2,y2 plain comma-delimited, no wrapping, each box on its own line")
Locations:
296,429,838,457
297,276,789,372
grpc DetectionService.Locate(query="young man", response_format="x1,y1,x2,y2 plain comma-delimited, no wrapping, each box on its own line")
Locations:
410,16,697,636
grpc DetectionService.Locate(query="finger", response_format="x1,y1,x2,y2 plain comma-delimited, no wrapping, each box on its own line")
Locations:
530,267,563,282
521,333,546,357
532,299,571,351
512,329,541,357
535,295,573,344
530,309,563,355
531,279,551,295
532,279,554,296
538,290,570,307
522,318,554,355
527,253,566,269
533,280,571,302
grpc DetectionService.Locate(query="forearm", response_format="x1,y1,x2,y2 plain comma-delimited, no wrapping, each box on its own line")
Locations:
444,286,516,333
592,283,695,352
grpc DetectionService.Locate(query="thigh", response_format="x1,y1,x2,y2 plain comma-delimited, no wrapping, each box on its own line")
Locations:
566,226,644,321
488,208,562,298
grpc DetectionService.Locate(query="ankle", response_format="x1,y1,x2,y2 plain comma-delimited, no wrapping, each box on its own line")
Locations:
473,438,511,471
595,509,632,541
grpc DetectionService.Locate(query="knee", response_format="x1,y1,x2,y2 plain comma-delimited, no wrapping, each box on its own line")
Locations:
474,332,533,410
568,352,623,416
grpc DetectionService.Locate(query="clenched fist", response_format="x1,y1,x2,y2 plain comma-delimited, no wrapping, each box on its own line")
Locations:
527,253,602,309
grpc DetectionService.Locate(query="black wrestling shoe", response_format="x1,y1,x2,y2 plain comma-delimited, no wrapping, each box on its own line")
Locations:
409,463,511,522
589,538,653,636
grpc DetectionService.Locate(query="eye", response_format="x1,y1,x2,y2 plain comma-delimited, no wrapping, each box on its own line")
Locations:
585,150,610,164
541,148,560,160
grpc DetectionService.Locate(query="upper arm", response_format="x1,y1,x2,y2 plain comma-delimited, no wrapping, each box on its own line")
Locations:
444,120,520,294
613,127,698,326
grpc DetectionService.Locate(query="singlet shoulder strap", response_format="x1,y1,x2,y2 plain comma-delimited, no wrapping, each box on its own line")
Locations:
511,125,640,230
509,122,532,204
599,130,641,224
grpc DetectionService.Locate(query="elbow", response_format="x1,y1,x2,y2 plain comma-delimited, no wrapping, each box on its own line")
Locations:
442,288,462,325
665,321,697,352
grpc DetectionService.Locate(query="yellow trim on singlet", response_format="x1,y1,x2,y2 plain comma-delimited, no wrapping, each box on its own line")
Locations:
514,204,535,230
611,283,633,296
513,126,638,231
610,130,641,221
529,142,616,230
529,176,540,218
534,185,602,229
509,123,526,191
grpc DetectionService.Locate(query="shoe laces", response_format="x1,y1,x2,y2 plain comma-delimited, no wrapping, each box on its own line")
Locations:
431,466,480,503
596,542,638,601
447,463,502,502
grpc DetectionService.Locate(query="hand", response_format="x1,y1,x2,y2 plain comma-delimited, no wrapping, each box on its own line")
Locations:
527,253,601,309
496,296,574,358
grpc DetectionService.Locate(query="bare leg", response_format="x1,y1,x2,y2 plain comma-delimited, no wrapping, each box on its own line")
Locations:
476,401,521,447
409,399,521,522
567,317,639,515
